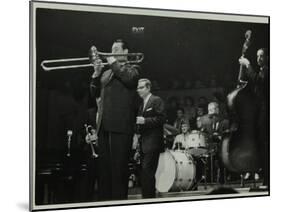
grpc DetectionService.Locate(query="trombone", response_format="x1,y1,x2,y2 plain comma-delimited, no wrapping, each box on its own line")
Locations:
41,46,144,71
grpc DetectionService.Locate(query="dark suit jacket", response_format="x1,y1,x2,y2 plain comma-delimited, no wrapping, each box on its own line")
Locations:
90,61,140,134
138,94,166,153
198,114,229,136
240,65,269,102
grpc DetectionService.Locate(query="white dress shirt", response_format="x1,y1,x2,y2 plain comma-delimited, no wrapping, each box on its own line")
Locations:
173,133,189,149
143,93,152,111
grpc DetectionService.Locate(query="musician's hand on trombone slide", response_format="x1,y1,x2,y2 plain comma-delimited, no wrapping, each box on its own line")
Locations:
91,58,104,78
89,46,104,77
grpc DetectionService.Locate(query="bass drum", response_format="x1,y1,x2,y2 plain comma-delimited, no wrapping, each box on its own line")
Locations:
155,150,196,192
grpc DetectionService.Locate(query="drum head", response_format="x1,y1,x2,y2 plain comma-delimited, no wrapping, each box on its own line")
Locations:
170,151,196,191
155,151,176,193
186,131,207,157
187,147,207,157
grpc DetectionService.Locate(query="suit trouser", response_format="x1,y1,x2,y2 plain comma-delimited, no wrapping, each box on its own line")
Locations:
98,127,132,200
258,104,269,186
140,151,160,198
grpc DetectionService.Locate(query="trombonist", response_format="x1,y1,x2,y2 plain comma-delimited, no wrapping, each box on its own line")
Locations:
89,39,140,200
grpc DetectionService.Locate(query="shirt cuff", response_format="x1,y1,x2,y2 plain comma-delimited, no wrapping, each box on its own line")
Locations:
107,56,117,65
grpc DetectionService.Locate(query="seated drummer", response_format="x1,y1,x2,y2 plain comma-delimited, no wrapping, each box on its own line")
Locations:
173,107,189,132
172,121,190,150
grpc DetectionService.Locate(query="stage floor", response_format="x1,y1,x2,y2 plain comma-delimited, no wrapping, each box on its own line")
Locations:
128,181,269,200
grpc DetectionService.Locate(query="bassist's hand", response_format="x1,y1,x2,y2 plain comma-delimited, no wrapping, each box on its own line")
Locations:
239,57,250,68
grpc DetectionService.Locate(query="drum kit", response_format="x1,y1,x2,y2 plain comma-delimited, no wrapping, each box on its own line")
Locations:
156,130,221,193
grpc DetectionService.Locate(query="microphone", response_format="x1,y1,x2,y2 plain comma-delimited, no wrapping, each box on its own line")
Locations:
67,130,73,137
67,130,73,157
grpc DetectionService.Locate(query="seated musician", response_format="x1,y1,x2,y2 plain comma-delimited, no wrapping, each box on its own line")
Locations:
197,102,230,184
194,104,206,130
172,122,190,150
197,102,229,140
173,107,190,133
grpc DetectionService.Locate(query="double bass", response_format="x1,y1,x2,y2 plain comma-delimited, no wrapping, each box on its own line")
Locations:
221,30,260,173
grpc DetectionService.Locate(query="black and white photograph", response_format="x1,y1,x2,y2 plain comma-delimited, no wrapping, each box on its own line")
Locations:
29,1,269,211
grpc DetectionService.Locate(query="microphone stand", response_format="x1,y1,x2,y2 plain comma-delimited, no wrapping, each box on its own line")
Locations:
66,130,73,157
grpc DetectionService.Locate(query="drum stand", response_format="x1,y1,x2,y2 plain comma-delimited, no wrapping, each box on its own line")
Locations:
200,155,208,190
240,174,245,187
208,143,227,185
210,153,214,183
192,154,208,190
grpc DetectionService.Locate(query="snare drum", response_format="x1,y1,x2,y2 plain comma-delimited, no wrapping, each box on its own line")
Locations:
186,130,208,157
155,150,196,192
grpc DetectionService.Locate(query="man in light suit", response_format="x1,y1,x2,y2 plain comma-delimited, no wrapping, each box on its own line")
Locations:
136,78,165,198
90,39,140,200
